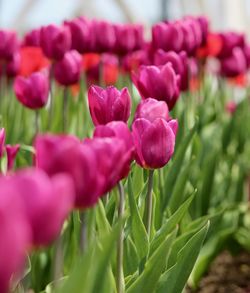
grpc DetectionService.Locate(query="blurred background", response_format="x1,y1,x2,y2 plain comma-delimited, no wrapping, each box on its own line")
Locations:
1,0,250,34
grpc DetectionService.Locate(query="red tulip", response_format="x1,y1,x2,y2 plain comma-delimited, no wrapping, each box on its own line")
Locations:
121,50,150,73
14,71,49,109
40,24,71,61
132,118,178,169
6,144,20,171
88,85,131,125
0,178,31,293
12,168,74,246
34,134,104,209
226,100,237,115
134,98,170,122
54,50,82,86
132,64,180,111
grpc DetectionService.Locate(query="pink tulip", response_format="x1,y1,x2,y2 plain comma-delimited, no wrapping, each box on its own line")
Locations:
23,28,41,47
217,32,245,59
34,134,104,209
4,52,21,77
64,17,93,53
197,16,209,46
0,128,6,158
0,178,31,293
132,64,180,111
0,30,19,61
220,47,247,77
226,101,237,115
40,24,71,61
134,98,170,122
6,144,20,171
54,50,82,86
121,50,150,73
12,168,74,246
154,49,188,91
132,118,178,169
88,85,131,125
14,71,49,109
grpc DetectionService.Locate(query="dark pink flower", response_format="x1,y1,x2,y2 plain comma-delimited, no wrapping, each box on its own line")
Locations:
54,50,82,86
134,98,170,122
132,64,180,111
225,101,237,115
132,118,178,169
0,178,31,293
6,144,20,171
0,30,19,61
0,128,6,158
121,50,150,73
88,85,131,125
23,28,41,47
34,134,104,209
218,32,245,59
154,49,188,91
12,168,74,246
40,24,71,60
14,71,49,109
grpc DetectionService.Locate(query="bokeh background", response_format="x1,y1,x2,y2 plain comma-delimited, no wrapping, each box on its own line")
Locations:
1,0,250,35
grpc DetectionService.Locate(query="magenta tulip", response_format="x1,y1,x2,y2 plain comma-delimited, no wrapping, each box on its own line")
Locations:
40,24,71,60
54,50,82,86
34,134,104,209
0,30,19,61
152,22,184,53
154,49,188,91
14,71,49,109
134,98,170,122
88,85,131,125
6,144,20,171
121,49,150,73
132,118,178,169
132,64,180,111
218,32,245,59
23,28,41,47
12,168,74,246
0,179,31,293
0,128,6,158
65,17,93,53
220,47,247,77
4,52,20,77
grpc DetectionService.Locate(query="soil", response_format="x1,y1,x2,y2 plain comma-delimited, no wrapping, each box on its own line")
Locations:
186,251,250,293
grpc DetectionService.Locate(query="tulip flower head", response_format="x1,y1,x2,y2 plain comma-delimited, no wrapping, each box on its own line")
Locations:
132,118,178,169
6,144,20,171
88,85,131,125
14,71,49,109
132,64,180,111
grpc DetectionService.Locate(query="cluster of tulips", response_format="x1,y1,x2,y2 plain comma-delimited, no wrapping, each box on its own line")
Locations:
0,13,250,293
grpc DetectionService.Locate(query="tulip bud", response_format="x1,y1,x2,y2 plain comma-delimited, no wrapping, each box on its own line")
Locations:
154,50,188,91
40,24,71,61
6,144,20,171
132,118,178,169
23,28,41,47
54,50,82,86
0,128,5,158
12,169,74,246
134,98,170,122
220,47,247,78
34,134,104,209
0,30,19,61
14,71,49,109
88,85,131,125
0,179,31,293
132,64,180,111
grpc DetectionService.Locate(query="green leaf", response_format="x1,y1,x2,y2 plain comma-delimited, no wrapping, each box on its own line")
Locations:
132,165,144,197
156,222,209,293
162,122,197,211
124,236,139,276
96,200,111,235
128,175,149,262
127,228,177,293
150,193,195,255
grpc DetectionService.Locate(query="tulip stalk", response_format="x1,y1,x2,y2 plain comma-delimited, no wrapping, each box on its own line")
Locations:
145,169,154,237
62,87,68,132
53,235,63,285
35,111,39,135
117,181,125,293
80,211,87,253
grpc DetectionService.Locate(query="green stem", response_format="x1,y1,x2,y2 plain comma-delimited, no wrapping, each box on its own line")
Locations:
80,211,87,253
62,87,68,132
34,110,39,135
145,169,154,236
53,235,63,285
116,181,125,293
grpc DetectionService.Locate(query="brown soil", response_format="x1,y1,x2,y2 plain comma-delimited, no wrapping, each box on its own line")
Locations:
187,251,250,293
